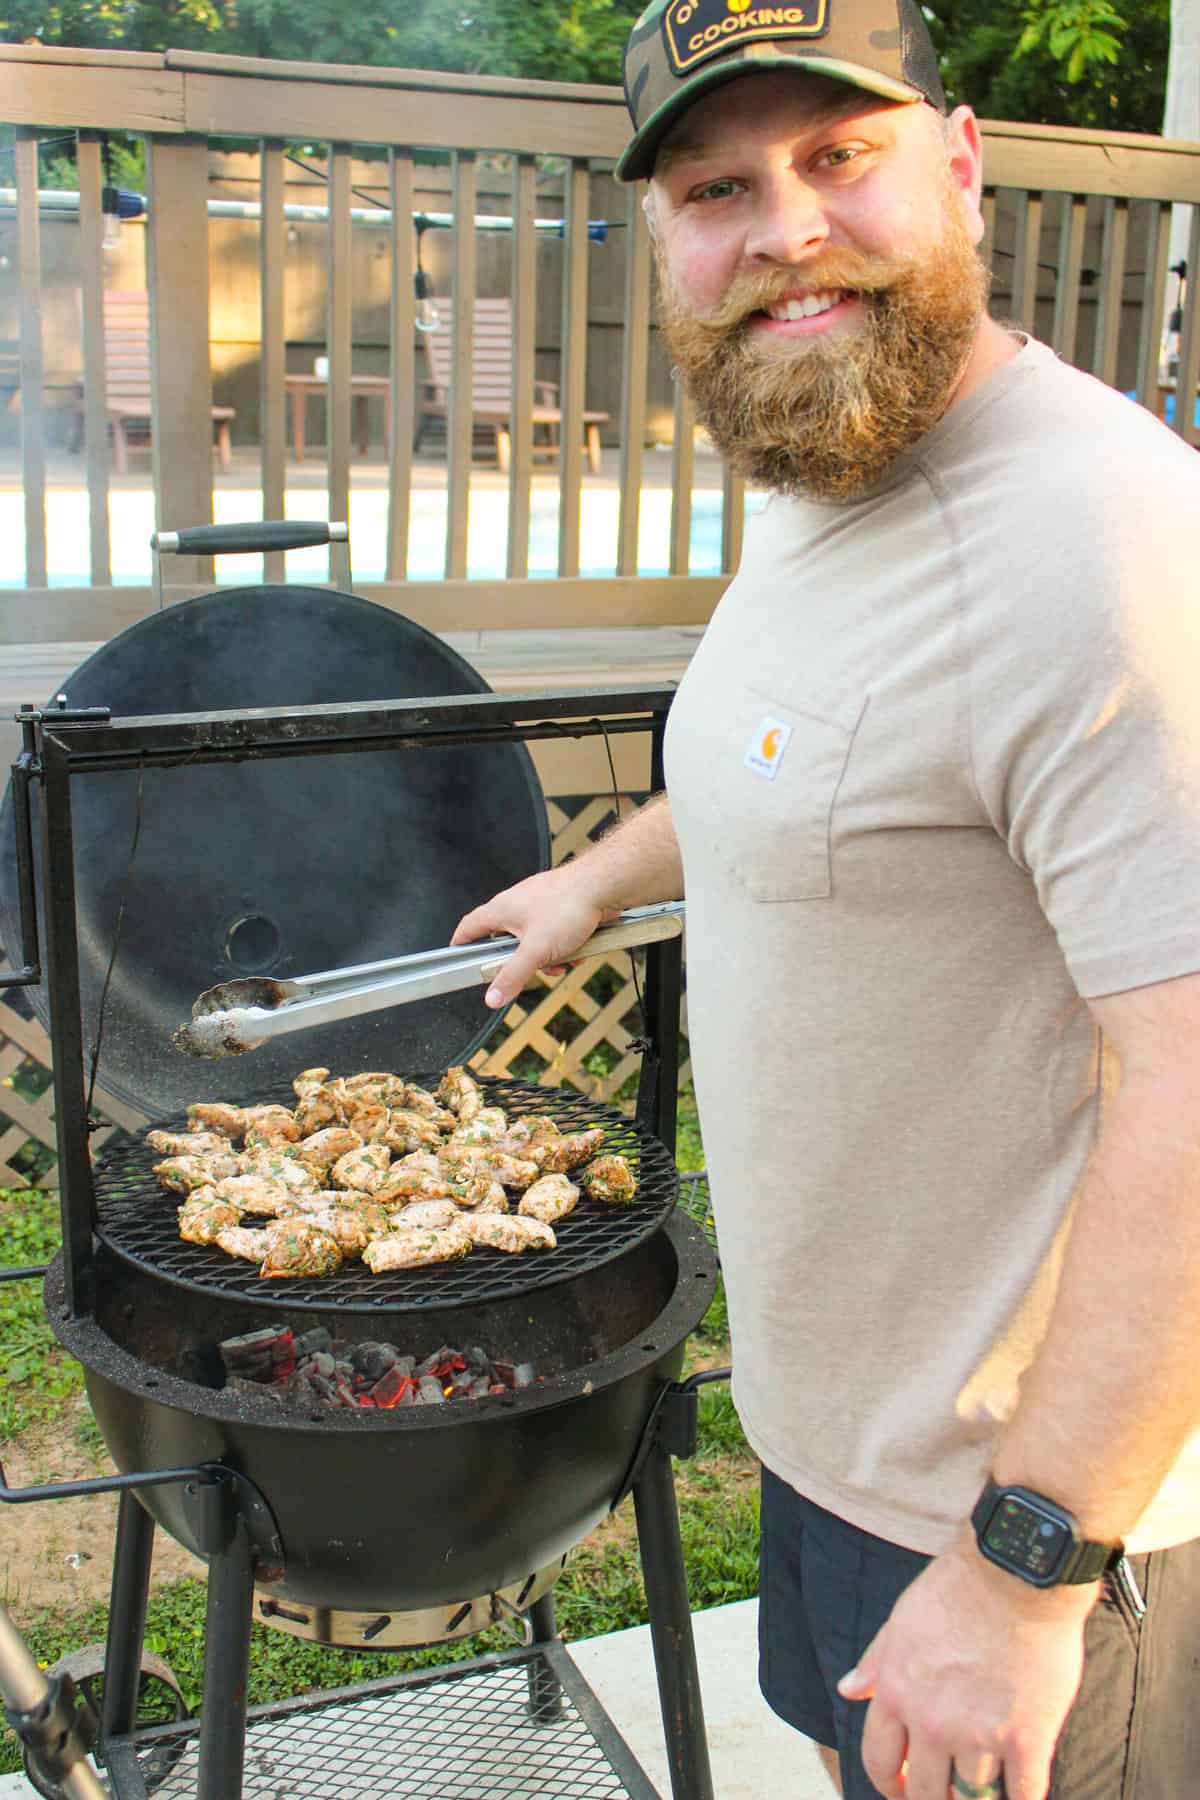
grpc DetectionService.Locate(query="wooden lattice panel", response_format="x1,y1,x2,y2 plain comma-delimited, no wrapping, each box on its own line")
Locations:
471,793,691,1105
0,791,689,1184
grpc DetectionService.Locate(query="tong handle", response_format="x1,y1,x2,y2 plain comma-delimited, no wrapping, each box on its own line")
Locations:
153,521,348,557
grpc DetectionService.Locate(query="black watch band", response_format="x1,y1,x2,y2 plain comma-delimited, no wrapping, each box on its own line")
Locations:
971,1479,1124,1588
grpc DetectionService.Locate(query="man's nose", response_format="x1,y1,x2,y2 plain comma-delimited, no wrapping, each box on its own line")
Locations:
743,176,830,264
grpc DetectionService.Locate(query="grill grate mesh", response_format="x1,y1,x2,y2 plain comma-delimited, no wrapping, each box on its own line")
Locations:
125,1651,657,1798
91,1077,677,1312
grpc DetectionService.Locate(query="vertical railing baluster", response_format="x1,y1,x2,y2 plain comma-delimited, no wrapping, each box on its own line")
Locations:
1172,205,1200,446
721,466,744,577
145,135,214,590
446,150,478,581
617,186,651,578
260,139,287,583
558,157,590,578
76,130,111,587
981,189,998,290
669,378,694,577
508,153,537,579
14,128,47,590
387,148,416,582
326,143,353,579
1091,196,1129,388
1010,190,1043,333
1135,200,1172,411
1052,193,1087,365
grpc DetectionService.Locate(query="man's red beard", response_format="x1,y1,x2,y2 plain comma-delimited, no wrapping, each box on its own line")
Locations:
654,207,990,502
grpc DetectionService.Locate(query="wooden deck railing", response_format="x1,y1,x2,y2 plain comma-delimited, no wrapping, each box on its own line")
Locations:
2,45,1199,647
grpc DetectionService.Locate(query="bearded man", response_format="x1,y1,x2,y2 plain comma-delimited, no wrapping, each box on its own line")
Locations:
453,3,1200,1796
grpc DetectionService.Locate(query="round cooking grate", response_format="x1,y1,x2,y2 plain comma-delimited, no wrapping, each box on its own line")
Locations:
91,1077,678,1312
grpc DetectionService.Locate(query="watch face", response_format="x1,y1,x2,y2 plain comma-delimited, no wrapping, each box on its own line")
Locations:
983,1495,1072,1581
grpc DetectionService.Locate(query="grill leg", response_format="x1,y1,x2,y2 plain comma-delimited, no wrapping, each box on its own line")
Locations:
196,1521,255,1800
632,1445,714,1800
526,1590,564,1724
100,1492,156,1743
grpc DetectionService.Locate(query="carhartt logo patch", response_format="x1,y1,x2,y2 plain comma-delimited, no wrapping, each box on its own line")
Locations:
744,716,793,779
662,0,828,75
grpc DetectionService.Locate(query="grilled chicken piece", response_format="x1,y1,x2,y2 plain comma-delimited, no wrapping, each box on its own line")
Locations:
295,1126,364,1177
447,1107,508,1150
376,1166,454,1206
436,1066,483,1121
215,1224,269,1263
518,1173,580,1225
154,1153,239,1194
394,1151,445,1176
237,1149,318,1194
213,1174,300,1218
177,1191,240,1245
390,1198,463,1230
293,1067,330,1099
330,1143,392,1195
294,1087,346,1137
362,1224,472,1273
384,1110,444,1155
397,1084,457,1129
502,1116,561,1159
260,1218,343,1279
580,1154,637,1205
283,1202,391,1257
343,1071,408,1108
534,1128,607,1173
457,1213,556,1253
442,1147,539,1192
147,1129,232,1158
186,1102,245,1139
461,1177,509,1214
343,1101,390,1144
239,1105,300,1143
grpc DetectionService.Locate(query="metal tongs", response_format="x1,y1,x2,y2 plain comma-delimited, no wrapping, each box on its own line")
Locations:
174,902,685,1059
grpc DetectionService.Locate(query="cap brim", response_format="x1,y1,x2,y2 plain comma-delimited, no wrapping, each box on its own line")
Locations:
615,54,923,182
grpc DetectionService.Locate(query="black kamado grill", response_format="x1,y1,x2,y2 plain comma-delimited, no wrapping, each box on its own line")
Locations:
0,523,723,1800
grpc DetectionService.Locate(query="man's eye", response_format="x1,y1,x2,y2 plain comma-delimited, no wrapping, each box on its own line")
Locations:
820,146,862,169
692,178,740,201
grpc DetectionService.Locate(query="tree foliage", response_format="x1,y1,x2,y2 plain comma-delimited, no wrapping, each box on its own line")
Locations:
2,0,1172,132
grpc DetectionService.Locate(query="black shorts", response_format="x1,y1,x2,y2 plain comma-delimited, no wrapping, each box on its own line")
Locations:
758,1465,1200,1799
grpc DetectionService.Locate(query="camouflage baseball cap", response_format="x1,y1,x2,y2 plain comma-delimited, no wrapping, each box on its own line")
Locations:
616,0,946,181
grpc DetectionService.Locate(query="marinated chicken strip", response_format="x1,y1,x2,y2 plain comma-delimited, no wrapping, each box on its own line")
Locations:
154,1153,239,1194
215,1224,269,1263
376,1166,454,1206
394,1151,445,1176
390,1198,463,1230
293,1066,330,1099
384,1110,443,1155
281,1202,391,1257
295,1126,364,1177
362,1224,472,1273
294,1085,347,1136
534,1128,607,1174
436,1065,483,1122
147,1129,232,1158
260,1218,342,1279
177,1191,240,1245
462,1177,509,1214
397,1084,457,1130
503,1116,561,1158
212,1174,299,1218
441,1147,539,1192
235,1151,318,1195
330,1143,392,1195
186,1102,246,1139
457,1213,557,1253
343,1101,390,1144
343,1071,408,1108
446,1107,508,1150
518,1173,580,1226
580,1154,637,1205
239,1105,300,1144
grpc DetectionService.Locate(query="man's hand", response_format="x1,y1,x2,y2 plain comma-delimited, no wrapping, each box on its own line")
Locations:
836,1538,1094,1800
452,867,620,1010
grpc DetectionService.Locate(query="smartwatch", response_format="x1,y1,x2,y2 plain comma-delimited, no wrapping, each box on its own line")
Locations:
970,1479,1124,1588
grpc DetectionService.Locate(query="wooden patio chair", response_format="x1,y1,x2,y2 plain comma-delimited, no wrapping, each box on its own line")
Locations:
414,297,607,474
72,290,234,473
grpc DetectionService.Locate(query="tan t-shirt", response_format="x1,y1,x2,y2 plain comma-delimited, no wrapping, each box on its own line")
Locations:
666,339,1200,1554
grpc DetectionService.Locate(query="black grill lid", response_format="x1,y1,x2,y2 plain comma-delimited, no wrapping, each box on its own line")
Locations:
0,586,550,1120
92,1078,677,1311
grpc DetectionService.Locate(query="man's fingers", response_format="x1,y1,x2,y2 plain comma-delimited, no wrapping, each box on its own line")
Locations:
858,1703,907,1800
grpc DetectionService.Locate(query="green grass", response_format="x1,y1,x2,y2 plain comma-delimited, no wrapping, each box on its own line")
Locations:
0,1088,755,1777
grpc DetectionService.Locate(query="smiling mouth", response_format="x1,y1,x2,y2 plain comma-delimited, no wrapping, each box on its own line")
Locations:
760,289,855,322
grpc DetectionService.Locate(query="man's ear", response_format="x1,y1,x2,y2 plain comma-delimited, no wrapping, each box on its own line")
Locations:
944,105,986,248
642,187,659,241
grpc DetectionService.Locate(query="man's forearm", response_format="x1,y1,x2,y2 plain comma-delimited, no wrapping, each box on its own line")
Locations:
575,793,684,913
990,1062,1200,1543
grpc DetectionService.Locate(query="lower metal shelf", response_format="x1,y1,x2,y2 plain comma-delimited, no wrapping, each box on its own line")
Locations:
102,1640,661,1800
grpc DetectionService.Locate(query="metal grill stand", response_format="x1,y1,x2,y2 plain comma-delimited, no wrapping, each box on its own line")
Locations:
3,686,717,1800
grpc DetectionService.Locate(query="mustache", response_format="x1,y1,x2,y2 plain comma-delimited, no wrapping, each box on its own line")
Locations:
662,250,916,335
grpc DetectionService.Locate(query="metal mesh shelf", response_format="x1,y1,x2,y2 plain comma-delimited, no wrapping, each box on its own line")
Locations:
105,1642,660,1800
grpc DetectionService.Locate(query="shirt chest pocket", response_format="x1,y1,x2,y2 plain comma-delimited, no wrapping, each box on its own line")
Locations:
730,696,867,904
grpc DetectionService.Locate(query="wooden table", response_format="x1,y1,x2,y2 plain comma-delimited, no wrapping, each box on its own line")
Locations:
285,374,390,461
